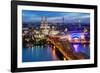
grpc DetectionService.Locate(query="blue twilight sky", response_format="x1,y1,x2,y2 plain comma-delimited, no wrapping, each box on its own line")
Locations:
22,10,90,24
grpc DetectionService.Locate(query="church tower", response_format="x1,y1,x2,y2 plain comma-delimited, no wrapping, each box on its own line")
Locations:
40,16,50,35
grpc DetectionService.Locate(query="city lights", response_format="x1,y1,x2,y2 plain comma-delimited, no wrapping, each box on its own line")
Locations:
22,10,90,62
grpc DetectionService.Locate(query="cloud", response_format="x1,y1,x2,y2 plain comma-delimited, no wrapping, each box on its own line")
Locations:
22,10,90,23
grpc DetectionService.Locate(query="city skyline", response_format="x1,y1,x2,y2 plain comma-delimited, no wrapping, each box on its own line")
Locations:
22,10,90,24
22,10,90,62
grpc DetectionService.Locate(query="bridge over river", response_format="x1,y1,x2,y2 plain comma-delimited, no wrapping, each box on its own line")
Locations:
47,36,89,60
22,35,90,62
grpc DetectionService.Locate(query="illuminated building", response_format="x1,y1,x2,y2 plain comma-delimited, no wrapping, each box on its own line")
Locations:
49,26,59,36
40,16,50,35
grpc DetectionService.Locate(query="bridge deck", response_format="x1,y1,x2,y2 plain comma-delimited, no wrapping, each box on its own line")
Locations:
48,36,87,60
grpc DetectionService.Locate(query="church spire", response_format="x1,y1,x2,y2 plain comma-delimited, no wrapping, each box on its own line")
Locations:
41,16,48,24
40,16,50,35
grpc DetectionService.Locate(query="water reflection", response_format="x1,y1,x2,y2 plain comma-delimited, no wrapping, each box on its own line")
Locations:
22,45,57,62
72,43,90,59
22,43,90,62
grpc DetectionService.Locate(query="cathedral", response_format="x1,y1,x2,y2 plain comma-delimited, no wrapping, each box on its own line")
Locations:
40,16,60,36
40,16,50,35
